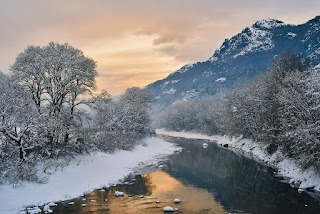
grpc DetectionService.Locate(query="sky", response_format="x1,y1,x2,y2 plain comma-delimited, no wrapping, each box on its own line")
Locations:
0,0,319,95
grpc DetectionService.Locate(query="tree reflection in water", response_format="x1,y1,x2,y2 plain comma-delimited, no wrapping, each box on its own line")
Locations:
165,137,320,214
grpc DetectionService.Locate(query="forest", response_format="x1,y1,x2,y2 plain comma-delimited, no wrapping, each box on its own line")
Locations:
0,42,154,183
2,43,319,186
161,52,320,172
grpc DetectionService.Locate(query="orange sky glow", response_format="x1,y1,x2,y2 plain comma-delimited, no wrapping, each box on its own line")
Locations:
0,0,319,95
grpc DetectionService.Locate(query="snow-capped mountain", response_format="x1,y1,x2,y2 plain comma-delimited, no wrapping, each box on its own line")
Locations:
147,16,320,107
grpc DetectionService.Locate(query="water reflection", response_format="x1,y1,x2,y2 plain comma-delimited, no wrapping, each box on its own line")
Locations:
108,171,227,213
164,137,320,214
38,137,320,214
51,170,227,214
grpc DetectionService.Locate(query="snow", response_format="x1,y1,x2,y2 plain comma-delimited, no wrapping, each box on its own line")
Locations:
27,207,41,214
174,198,181,203
48,203,56,207
114,191,124,197
215,77,226,83
0,137,181,213
156,129,320,193
163,206,174,212
254,18,285,29
171,80,180,84
233,27,274,58
43,204,52,213
163,81,170,88
302,20,319,42
177,63,195,74
182,89,198,101
202,70,213,77
169,63,195,76
286,32,297,38
206,18,286,60
208,56,218,63
163,88,176,95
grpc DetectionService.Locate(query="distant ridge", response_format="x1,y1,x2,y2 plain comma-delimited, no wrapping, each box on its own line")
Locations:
147,16,320,108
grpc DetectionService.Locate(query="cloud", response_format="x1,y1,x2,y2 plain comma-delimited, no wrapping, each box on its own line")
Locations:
153,34,184,46
0,0,319,95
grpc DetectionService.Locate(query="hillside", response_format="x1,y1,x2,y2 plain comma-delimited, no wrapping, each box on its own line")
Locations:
147,16,320,107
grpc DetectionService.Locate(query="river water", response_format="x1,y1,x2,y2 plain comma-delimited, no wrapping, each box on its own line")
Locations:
41,137,320,213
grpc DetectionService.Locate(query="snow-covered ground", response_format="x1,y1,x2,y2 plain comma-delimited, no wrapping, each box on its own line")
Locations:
157,129,320,193
0,137,181,213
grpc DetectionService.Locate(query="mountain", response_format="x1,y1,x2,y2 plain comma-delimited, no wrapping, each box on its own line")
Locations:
147,16,320,108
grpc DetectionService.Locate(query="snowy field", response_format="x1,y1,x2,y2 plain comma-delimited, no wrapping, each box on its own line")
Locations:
0,137,181,213
157,129,320,193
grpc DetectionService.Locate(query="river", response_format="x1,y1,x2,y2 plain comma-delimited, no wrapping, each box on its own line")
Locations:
32,137,320,213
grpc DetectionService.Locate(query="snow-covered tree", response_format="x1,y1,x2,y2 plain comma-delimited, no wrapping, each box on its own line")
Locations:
224,74,267,139
0,72,40,161
161,96,227,134
11,42,97,114
94,87,154,151
0,43,159,183
161,52,320,171
288,68,320,170
10,42,98,156
257,52,306,145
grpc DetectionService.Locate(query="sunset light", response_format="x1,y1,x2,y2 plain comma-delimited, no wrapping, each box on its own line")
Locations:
0,0,319,95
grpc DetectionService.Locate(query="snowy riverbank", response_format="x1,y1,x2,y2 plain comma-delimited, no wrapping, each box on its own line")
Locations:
0,137,181,213
157,129,320,193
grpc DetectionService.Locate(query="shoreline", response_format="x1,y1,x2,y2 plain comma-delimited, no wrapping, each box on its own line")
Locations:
156,129,320,195
0,137,182,213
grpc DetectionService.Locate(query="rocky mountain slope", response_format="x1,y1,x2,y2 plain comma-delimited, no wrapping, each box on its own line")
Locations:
147,16,320,107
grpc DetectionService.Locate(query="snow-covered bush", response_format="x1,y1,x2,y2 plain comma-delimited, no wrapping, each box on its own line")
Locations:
0,143,41,184
93,87,154,151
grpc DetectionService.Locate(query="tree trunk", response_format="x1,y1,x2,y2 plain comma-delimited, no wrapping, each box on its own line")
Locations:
64,132,69,144
64,104,75,144
19,141,25,162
